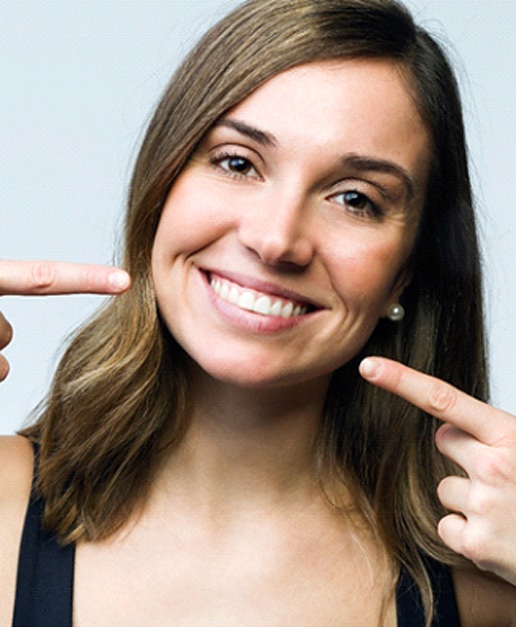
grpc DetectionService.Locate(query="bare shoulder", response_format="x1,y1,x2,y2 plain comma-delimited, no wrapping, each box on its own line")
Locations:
454,565,516,627
0,435,35,626
0,434,34,492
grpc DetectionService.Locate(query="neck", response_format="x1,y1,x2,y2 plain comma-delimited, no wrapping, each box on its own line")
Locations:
156,367,331,514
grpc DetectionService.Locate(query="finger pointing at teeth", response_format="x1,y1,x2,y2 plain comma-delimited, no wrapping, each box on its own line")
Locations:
358,356,516,446
0,260,131,296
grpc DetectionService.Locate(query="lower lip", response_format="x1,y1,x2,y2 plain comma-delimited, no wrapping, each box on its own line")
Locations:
200,270,315,333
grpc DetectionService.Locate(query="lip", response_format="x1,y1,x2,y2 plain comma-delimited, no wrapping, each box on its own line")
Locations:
199,268,324,333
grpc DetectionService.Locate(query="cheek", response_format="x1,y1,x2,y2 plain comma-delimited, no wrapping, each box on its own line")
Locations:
324,235,409,307
152,181,228,263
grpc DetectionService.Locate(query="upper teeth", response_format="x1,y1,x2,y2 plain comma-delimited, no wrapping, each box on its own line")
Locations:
210,277,307,318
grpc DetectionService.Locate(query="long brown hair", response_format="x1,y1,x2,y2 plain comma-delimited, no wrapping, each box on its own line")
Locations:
22,0,487,622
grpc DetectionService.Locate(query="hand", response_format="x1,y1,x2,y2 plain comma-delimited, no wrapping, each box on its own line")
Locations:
0,260,131,381
360,356,516,586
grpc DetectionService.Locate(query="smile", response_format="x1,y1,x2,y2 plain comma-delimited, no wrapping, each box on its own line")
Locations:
209,275,309,318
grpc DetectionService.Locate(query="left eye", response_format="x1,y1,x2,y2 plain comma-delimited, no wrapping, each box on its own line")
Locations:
332,190,381,217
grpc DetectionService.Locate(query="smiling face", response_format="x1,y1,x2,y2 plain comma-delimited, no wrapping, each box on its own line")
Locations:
151,59,431,390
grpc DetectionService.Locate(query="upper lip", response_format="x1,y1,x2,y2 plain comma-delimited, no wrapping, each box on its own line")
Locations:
202,268,325,310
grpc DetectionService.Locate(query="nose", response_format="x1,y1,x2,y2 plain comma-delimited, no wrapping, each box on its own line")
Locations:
237,190,315,268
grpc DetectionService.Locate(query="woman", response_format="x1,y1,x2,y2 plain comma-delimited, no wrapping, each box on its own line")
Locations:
1,0,516,625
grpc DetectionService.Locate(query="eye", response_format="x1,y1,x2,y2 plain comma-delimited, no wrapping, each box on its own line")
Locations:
211,152,260,179
331,190,382,218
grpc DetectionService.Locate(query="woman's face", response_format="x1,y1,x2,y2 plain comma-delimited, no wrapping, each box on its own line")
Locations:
151,59,431,390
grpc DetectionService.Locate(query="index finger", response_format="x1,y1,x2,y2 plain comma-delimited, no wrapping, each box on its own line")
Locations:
0,260,131,296
359,356,514,445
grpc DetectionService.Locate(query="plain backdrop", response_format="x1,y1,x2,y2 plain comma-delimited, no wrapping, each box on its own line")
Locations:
1,0,515,434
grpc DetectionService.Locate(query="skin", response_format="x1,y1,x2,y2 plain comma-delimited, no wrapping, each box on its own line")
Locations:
0,260,130,625
1,60,516,625
360,357,516,588
151,60,426,392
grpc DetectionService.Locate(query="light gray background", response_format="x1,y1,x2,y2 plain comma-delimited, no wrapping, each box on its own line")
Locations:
1,0,514,434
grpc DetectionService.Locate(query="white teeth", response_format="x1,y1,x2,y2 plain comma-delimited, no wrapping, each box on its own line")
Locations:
281,302,293,318
228,286,240,305
254,295,272,314
210,277,308,318
270,300,283,316
238,292,255,311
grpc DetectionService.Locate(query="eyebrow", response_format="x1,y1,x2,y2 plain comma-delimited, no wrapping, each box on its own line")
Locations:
341,154,416,200
214,118,416,199
214,118,278,147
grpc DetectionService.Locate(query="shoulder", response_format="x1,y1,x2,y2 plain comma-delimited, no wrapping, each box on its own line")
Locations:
0,435,35,625
454,565,516,627
0,434,34,490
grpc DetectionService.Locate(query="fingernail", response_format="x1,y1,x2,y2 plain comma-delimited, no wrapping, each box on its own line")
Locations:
108,270,130,291
359,357,381,379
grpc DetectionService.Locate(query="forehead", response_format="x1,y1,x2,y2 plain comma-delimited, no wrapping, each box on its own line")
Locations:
224,58,431,187
229,58,424,130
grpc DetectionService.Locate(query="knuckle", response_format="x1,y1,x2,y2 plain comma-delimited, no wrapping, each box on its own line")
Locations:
434,422,453,447
0,355,10,381
31,261,56,291
460,525,490,563
428,383,457,415
475,450,510,484
83,266,99,292
466,488,493,516
392,366,406,389
0,315,13,349
436,476,451,500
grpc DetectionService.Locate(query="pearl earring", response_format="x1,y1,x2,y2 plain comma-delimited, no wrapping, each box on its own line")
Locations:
387,303,405,322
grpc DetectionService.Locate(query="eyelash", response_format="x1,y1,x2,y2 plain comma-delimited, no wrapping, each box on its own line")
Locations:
329,190,383,219
209,151,261,180
209,150,384,219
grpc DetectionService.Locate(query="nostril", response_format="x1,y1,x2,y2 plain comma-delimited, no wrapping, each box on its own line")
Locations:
250,237,314,269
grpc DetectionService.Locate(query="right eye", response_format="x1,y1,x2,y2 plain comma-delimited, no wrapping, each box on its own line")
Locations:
211,152,260,179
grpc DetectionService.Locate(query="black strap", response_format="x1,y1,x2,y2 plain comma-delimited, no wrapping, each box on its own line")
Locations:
396,556,461,626
12,442,75,627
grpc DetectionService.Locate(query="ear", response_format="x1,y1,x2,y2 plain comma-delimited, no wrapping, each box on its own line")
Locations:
382,266,413,318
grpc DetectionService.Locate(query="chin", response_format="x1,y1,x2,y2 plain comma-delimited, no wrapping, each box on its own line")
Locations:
185,347,335,393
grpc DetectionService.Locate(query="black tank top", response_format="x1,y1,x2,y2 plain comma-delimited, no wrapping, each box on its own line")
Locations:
13,445,461,626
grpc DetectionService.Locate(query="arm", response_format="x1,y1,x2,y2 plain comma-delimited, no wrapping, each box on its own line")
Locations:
0,261,130,622
0,435,36,627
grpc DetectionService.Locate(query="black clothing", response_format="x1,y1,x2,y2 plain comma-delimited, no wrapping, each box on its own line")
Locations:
13,443,460,626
